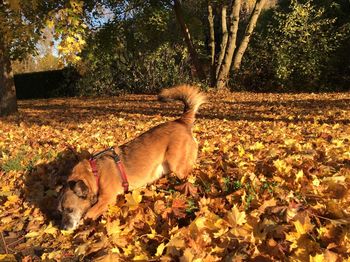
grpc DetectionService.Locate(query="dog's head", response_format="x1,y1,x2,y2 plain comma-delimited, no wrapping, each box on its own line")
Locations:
58,162,97,230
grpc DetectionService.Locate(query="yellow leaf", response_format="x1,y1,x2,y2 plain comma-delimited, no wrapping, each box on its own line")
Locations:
1,216,12,224
273,159,292,173
294,216,313,236
0,254,16,262
147,228,157,239
155,242,166,256
46,19,55,29
7,195,19,203
25,231,40,238
133,254,148,260
194,216,207,230
258,198,277,213
107,219,121,236
111,247,120,254
61,229,74,236
201,140,211,153
310,253,325,262
237,144,245,157
125,190,142,210
250,141,264,150
294,220,307,235
312,176,320,187
122,245,133,256
296,170,304,181
284,138,296,146
44,222,58,236
227,205,246,227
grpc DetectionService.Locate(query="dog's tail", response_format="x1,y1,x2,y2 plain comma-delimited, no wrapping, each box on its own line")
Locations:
158,84,206,125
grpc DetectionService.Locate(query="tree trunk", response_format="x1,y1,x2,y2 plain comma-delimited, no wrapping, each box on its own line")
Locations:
215,4,228,79
233,0,266,70
173,0,206,81
216,0,241,89
207,2,216,86
0,35,18,117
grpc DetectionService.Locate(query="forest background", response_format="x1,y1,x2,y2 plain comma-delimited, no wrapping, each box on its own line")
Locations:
1,0,349,114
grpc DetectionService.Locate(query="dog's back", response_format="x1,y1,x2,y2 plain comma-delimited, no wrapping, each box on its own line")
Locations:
121,85,206,181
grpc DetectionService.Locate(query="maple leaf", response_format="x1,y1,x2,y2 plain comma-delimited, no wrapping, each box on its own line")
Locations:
106,219,121,236
310,253,325,262
43,222,58,237
258,198,277,214
175,181,198,197
125,190,143,210
171,198,187,219
156,242,166,256
226,205,247,227
0,254,16,262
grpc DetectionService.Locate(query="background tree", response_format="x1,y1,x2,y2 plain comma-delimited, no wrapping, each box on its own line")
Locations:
215,0,267,89
269,0,343,89
74,0,194,94
173,0,206,80
0,0,89,117
233,0,350,91
3,0,350,108
0,0,43,116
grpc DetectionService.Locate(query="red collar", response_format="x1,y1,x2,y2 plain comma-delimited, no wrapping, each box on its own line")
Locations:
89,148,129,193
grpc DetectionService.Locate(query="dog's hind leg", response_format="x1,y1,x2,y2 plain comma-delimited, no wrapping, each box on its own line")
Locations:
166,145,197,179
84,196,115,220
165,139,198,179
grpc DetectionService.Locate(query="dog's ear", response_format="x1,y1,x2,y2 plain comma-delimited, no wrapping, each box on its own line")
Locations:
90,194,98,205
77,150,92,161
57,186,66,212
69,180,89,199
57,192,63,212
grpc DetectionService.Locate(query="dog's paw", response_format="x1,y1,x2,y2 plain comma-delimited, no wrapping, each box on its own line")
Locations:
84,210,97,221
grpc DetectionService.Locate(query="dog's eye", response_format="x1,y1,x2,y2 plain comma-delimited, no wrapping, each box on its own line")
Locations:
66,208,73,213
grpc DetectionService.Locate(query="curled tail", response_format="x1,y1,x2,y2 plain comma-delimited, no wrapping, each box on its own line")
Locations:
158,84,206,125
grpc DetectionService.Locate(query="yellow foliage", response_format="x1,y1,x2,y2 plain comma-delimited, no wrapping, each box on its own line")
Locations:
0,92,349,260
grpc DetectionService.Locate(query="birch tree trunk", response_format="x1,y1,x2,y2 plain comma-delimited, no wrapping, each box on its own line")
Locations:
215,4,228,79
173,0,206,80
207,3,216,86
0,35,18,117
233,0,267,70
216,0,241,89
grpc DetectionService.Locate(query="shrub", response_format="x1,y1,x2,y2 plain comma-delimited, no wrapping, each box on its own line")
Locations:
76,43,193,95
268,0,344,90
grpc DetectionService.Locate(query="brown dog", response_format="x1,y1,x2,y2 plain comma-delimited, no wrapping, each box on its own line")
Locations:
58,85,206,230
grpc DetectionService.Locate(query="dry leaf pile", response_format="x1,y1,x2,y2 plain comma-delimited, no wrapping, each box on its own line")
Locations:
0,91,349,261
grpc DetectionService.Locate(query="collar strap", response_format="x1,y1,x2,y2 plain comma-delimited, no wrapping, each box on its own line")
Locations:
89,147,129,193
89,158,99,190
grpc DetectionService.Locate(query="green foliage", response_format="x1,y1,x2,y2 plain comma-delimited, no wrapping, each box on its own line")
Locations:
235,0,350,91
269,0,344,89
75,1,195,95
0,1,42,60
232,32,276,91
76,42,193,95
1,153,26,172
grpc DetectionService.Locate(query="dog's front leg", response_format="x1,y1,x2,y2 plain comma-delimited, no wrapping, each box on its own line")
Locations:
85,196,114,220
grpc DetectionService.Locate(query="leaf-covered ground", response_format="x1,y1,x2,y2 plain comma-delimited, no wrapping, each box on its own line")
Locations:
0,91,349,261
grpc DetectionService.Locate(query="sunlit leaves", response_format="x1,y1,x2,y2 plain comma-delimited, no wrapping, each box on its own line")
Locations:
125,189,143,210
0,91,349,260
48,0,88,64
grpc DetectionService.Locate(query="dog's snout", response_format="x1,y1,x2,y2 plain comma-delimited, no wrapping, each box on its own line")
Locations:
61,222,73,231
61,215,75,230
